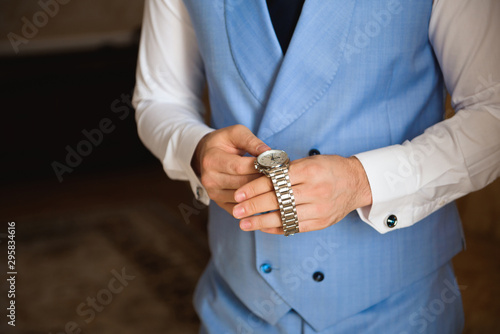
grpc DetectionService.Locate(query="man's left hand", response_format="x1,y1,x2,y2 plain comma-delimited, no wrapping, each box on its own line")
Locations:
233,155,372,234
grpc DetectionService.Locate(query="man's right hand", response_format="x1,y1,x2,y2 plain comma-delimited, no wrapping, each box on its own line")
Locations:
191,124,270,214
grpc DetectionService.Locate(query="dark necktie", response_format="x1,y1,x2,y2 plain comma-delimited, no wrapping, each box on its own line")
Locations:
266,0,305,54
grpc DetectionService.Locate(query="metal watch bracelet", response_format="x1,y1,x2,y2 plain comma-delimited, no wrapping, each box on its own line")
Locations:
268,166,299,236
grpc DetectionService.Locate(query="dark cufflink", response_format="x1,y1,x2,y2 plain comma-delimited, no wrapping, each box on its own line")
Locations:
196,186,204,200
385,214,398,228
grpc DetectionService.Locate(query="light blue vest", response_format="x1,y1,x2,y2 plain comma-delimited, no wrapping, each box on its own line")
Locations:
183,0,464,330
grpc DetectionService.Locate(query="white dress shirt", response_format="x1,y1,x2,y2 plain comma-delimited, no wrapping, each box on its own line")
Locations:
133,0,500,234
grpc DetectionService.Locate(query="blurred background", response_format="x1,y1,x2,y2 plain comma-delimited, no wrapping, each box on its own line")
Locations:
0,1,498,333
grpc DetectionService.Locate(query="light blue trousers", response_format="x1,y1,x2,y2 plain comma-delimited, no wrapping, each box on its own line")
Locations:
194,260,464,334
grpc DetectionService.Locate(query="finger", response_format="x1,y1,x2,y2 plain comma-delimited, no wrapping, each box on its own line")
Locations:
234,169,309,203
286,161,308,185
207,189,238,204
234,175,272,202
233,191,278,219
260,227,284,235
228,125,271,157
239,203,320,231
240,211,281,231
207,173,261,191
218,202,237,216
249,219,327,235
235,162,308,202
234,183,315,218
207,151,261,176
259,220,325,235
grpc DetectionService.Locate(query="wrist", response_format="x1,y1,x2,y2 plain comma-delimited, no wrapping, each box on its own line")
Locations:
348,156,373,208
191,133,209,176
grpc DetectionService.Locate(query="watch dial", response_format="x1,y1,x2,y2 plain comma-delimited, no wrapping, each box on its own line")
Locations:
257,150,289,168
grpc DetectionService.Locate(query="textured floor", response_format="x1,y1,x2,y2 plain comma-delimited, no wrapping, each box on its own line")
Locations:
1,164,499,333
4,203,208,334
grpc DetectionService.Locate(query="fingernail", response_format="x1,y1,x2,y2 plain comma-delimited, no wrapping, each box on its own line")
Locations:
257,144,271,153
233,206,245,218
235,192,246,202
240,220,252,230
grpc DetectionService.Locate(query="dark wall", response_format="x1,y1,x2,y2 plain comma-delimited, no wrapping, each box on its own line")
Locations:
0,43,157,185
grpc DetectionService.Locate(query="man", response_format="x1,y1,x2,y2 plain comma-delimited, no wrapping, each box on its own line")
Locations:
133,0,500,332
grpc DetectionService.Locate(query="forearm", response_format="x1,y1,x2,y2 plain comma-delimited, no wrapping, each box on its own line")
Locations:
133,0,214,204
355,0,500,233
135,100,213,177
355,106,500,233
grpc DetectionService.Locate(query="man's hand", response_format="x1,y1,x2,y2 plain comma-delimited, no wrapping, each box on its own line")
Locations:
232,155,372,234
192,124,270,214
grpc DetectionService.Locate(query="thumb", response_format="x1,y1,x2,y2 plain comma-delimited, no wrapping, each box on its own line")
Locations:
229,125,270,156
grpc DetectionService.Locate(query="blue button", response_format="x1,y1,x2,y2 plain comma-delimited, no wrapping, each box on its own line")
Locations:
260,263,272,274
312,271,325,282
386,214,398,228
309,149,321,156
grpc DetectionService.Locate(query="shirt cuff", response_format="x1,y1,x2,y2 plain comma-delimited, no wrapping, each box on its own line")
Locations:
162,123,214,205
354,145,419,234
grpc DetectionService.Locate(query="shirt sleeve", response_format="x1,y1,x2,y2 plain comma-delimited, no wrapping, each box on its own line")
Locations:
354,0,500,234
132,0,214,205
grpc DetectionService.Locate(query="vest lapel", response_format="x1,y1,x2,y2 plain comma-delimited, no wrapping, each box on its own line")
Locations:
225,0,283,105
257,0,357,140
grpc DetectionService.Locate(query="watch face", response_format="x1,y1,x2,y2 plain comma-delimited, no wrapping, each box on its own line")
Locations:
257,150,289,168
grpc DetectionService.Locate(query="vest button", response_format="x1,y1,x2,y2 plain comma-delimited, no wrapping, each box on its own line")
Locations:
309,149,321,156
312,271,325,282
386,214,398,228
260,263,272,274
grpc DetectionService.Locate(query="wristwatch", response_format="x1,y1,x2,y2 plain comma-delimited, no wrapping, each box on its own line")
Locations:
254,149,299,236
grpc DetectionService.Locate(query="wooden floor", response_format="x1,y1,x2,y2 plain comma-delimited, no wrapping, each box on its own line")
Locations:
1,163,499,333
